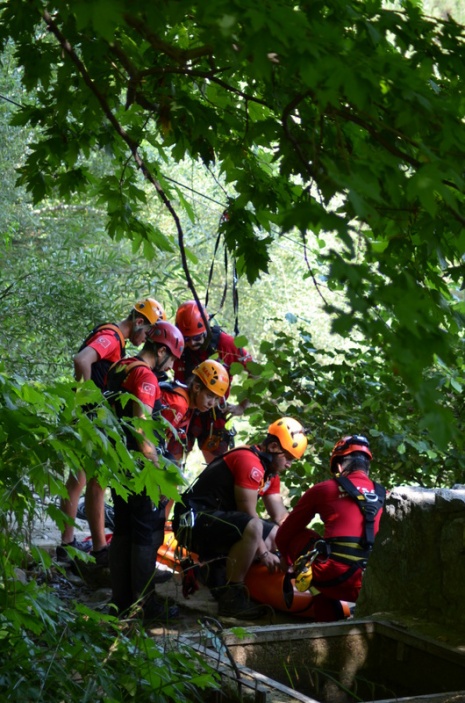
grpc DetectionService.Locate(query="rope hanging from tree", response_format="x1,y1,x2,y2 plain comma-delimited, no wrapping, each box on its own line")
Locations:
205,209,240,336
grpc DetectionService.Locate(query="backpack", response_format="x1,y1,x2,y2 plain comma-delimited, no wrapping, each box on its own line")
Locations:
158,380,190,409
78,323,126,390
105,358,151,416
104,357,155,452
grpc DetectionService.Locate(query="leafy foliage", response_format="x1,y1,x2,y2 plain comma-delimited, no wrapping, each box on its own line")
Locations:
0,368,218,701
234,321,465,502
2,0,465,695
0,577,216,702
1,0,465,440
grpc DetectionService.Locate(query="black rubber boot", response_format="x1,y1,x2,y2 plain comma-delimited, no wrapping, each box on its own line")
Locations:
142,597,180,625
198,558,227,600
217,582,269,620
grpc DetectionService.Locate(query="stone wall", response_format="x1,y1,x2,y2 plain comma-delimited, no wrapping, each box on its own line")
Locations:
356,485,465,628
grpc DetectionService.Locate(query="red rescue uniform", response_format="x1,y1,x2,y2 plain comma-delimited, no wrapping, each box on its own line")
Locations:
276,470,383,603
173,329,252,456
159,386,192,461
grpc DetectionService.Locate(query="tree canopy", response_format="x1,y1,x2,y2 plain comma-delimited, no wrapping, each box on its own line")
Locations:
2,0,465,449
2,1,465,698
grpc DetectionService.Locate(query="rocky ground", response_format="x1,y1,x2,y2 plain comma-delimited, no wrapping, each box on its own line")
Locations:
29,500,298,636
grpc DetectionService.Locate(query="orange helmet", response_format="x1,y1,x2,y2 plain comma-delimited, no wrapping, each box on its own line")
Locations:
134,298,166,324
146,321,184,359
267,417,307,459
330,435,372,473
175,300,208,337
192,360,229,397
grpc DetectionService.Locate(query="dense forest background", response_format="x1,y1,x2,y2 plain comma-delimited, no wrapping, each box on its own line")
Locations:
1,0,465,699
2,0,465,490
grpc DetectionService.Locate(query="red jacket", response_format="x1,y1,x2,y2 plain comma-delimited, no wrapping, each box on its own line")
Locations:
276,471,384,601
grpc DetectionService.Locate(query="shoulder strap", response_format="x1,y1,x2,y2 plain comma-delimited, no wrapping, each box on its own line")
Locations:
187,445,254,489
105,358,150,395
159,380,190,404
80,323,126,357
208,324,222,352
334,474,386,549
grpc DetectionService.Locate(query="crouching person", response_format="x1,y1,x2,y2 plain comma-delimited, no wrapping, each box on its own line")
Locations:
159,359,230,464
173,417,308,619
105,321,184,622
276,435,385,622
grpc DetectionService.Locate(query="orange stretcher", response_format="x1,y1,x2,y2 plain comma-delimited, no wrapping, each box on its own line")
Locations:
156,523,351,619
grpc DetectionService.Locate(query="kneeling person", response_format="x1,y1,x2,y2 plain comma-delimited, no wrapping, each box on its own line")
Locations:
174,417,307,618
276,435,385,622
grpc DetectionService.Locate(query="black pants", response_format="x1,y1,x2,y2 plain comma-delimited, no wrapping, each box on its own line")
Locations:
109,489,166,612
112,490,165,544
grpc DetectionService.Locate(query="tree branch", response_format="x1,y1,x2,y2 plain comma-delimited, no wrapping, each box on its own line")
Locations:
124,15,213,63
41,10,202,303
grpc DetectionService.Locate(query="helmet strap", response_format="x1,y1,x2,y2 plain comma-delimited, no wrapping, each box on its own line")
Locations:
154,348,171,372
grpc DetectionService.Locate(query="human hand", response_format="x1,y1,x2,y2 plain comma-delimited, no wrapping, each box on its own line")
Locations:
259,551,281,574
225,402,245,418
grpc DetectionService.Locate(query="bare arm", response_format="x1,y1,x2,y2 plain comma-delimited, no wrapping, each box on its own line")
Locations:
234,484,260,518
73,346,99,381
262,493,288,526
234,485,275,564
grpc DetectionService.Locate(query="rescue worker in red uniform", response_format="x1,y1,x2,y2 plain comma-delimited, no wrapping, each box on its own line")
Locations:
173,417,308,619
57,298,166,566
173,300,252,462
106,321,184,622
158,359,230,463
276,435,385,622
155,361,230,567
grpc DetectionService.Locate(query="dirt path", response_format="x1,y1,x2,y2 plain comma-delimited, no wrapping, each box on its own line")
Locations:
30,502,295,635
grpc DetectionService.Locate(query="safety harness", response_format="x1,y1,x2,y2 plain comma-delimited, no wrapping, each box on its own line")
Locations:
155,380,191,459
158,379,190,407
105,357,166,456
292,474,386,594
79,323,126,390
174,445,273,599
174,445,274,543
182,328,237,454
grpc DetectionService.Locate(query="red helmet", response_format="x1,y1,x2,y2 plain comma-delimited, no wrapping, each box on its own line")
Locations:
330,435,372,472
146,321,185,359
175,300,208,337
133,298,166,323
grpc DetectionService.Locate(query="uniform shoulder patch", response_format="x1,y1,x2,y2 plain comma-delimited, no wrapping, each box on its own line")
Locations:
141,382,155,394
96,336,111,348
249,467,263,484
